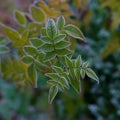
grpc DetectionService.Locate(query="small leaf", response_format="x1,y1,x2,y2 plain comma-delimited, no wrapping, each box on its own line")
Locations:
40,44,54,52
55,41,70,49
52,66,63,73
82,61,89,68
24,46,38,56
46,73,59,80
44,51,56,61
64,24,85,41
22,55,34,64
47,80,64,91
0,23,20,41
80,69,85,79
28,64,37,87
56,49,71,56
65,56,73,68
60,77,69,89
41,36,52,44
56,16,65,30
14,10,26,25
30,38,43,48
30,6,46,22
75,55,82,68
53,34,66,44
46,19,57,38
48,85,58,104
86,68,99,83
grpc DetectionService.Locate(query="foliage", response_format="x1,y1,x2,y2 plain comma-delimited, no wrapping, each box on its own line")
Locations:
0,1,99,104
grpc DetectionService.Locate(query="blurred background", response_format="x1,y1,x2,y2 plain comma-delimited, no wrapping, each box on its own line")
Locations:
0,0,120,120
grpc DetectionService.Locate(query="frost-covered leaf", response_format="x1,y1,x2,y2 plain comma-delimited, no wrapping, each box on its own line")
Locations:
80,69,85,79
53,34,66,44
55,41,70,49
30,38,43,48
82,61,89,68
44,51,56,61
56,16,65,30
75,55,82,68
86,68,99,83
41,36,52,44
23,46,38,56
65,56,73,68
48,85,58,104
64,24,85,41
40,44,54,52
56,49,71,56
30,6,46,22
22,55,34,64
14,10,26,25
46,19,57,38
52,66,63,73
46,73,59,80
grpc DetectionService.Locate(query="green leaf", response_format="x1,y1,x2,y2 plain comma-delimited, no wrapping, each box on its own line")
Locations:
56,16,65,30
44,51,56,61
14,10,26,25
82,61,89,68
86,68,99,83
56,49,71,56
30,6,46,22
52,66,63,73
0,46,8,54
48,85,58,104
75,55,82,68
60,77,69,89
46,73,59,80
53,34,66,44
64,24,85,41
22,55,34,64
41,36,52,44
46,19,57,38
28,64,37,87
0,23,20,41
40,44,54,52
80,69,85,79
47,80,64,91
30,38,43,48
55,41,70,49
23,46,38,56
65,56,73,68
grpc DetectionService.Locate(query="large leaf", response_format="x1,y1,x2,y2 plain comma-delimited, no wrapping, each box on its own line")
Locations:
64,24,85,41
14,10,26,25
30,6,46,22
46,19,57,38
48,85,58,104
86,68,99,83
